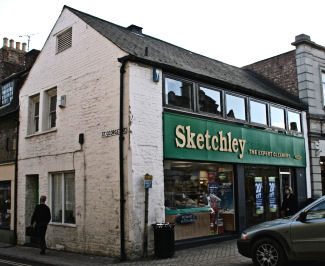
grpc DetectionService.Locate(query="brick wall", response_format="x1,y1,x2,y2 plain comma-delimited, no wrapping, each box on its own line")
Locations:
244,50,299,97
0,44,26,79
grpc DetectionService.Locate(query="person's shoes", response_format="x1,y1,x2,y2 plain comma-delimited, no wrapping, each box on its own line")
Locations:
40,250,45,255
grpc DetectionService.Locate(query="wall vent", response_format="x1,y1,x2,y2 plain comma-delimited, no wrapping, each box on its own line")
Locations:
57,28,72,53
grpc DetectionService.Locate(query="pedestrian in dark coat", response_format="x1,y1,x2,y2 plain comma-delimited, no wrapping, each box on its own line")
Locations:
31,195,51,255
281,187,297,217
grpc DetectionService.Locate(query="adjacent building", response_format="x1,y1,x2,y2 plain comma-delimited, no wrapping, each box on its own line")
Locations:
0,38,38,243
16,6,309,258
245,34,325,198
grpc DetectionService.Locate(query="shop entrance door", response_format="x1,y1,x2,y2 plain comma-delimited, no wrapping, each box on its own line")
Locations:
245,166,281,227
279,168,293,206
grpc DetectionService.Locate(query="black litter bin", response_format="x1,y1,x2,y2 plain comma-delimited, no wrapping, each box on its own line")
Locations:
152,223,175,258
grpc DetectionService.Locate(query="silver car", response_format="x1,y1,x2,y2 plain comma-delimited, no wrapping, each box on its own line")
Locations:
237,195,325,266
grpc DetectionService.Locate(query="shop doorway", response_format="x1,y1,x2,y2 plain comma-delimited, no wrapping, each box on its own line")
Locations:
245,166,280,227
279,168,295,205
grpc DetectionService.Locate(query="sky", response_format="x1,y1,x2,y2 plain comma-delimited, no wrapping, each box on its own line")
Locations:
0,0,324,67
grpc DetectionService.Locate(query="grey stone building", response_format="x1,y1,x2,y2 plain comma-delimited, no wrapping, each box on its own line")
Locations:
245,34,325,198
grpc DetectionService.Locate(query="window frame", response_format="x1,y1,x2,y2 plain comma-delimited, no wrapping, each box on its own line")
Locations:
287,109,302,133
225,92,247,121
50,171,75,225
249,98,268,126
163,74,195,112
270,104,286,130
321,71,325,109
197,84,223,117
28,94,40,134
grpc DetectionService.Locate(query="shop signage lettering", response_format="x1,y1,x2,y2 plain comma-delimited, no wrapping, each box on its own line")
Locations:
176,213,198,224
175,126,246,159
249,149,291,158
164,112,306,167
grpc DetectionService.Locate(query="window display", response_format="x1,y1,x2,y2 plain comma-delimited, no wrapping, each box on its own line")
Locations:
164,160,236,240
0,181,11,229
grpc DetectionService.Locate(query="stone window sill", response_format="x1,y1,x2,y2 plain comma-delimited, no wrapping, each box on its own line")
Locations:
26,128,57,138
49,222,76,228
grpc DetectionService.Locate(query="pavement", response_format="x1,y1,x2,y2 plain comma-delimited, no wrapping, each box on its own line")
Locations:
0,240,251,266
1,240,324,266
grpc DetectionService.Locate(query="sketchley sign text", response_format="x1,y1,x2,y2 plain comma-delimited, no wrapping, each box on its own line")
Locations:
175,125,246,159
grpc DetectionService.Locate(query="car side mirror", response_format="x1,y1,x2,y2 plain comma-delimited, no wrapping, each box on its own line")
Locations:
298,212,307,222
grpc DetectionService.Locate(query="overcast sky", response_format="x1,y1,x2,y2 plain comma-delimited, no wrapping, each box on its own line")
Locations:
1,0,324,67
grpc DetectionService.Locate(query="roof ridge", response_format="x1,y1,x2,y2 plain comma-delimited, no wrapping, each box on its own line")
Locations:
64,5,240,69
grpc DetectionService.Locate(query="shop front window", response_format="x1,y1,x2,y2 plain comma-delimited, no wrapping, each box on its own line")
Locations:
164,160,236,240
0,181,11,229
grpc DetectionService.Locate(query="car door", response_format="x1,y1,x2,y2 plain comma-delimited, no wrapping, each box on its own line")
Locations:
290,199,325,259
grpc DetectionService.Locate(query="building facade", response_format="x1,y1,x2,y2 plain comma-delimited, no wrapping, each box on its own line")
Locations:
16,6,309,258
245,34,325,198
0,38,38,243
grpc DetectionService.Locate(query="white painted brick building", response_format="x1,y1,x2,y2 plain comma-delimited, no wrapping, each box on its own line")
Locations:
17,5,309,259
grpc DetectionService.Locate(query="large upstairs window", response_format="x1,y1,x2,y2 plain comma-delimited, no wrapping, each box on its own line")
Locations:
226,94,246,120
322,72,325,107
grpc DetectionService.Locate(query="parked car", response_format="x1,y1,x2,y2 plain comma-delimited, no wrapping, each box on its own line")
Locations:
237,195,325,266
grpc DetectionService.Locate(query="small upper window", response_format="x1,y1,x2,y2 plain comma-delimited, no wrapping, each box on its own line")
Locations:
198,87,221,115
250,100,267,125
165,78,193,109
288,111,301,132
226,94,246,120
57,28,72,53
1,82,14,106
270,106,285,129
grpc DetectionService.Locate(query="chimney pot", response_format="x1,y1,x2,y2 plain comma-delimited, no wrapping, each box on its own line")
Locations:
3,37,8,47
22,43,27,52
9,39,14,48
16,42,21,50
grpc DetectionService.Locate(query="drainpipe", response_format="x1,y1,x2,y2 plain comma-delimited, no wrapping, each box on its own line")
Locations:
14,115,19,244
119,60,126,261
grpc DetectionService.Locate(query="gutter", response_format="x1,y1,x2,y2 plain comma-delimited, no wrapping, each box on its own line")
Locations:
119,60,127,261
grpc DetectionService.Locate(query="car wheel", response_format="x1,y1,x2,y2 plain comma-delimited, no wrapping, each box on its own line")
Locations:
251,238,286,266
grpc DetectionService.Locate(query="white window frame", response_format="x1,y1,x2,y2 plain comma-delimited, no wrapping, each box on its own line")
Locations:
50,172,75,225
28,94,40,134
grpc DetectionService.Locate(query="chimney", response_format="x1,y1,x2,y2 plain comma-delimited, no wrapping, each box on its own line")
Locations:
295,34,311,42
9,39,14,48
3,37,8,47
16,42,21,50
127,24,143,35
22,43,27,52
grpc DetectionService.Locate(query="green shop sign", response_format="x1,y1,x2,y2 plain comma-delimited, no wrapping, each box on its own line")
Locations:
164,112,306,167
